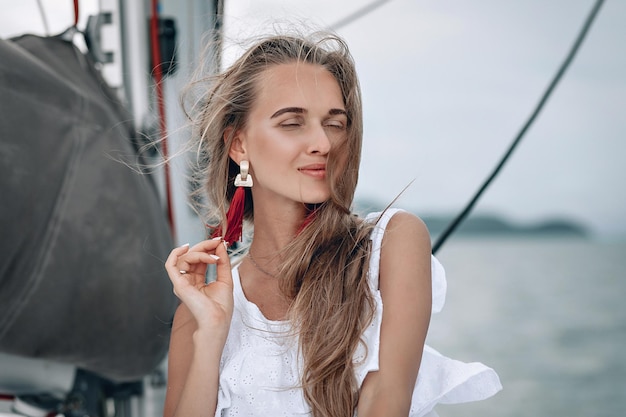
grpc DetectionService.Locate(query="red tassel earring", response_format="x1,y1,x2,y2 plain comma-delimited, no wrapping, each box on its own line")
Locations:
211,160,253,246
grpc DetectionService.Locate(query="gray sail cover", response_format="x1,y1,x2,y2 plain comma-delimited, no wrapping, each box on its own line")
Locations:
0,34,178,382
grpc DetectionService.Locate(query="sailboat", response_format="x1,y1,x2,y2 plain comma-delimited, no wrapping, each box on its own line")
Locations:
0,1,219,416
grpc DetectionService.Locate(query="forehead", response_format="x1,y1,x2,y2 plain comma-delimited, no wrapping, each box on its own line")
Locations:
252,62,345,112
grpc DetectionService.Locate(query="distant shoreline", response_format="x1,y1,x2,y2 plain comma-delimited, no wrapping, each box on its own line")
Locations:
421,214,589,239
353,199,589,238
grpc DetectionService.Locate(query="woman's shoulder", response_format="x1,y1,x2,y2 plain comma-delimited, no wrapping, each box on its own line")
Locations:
386,210,430,241
380,210,431,265
363,209,432,291
365,208,430,250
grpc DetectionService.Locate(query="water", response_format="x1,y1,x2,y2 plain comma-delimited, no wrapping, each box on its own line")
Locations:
426,236,626,417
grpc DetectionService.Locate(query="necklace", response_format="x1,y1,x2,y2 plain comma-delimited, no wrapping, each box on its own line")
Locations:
247,251,277,278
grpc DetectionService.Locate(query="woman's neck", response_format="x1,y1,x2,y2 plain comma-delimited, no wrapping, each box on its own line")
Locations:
249,200,306,256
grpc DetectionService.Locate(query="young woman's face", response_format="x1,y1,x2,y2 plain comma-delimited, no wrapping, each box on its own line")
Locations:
234,62,347,207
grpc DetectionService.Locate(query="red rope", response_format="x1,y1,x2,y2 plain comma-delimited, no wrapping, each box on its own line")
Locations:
73,0,79,27
150,0,176,239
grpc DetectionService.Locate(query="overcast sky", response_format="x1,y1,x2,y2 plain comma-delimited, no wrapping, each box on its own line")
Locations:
2,0,625,237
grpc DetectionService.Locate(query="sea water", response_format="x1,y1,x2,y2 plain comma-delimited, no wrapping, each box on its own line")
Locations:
428,236,626,417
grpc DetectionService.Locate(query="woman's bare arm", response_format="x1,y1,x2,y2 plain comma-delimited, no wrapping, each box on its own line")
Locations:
162,239,234,417
358,211,433,416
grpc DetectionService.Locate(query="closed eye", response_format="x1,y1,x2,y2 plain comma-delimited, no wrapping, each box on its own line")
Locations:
323,120,346,130
280,117,304,128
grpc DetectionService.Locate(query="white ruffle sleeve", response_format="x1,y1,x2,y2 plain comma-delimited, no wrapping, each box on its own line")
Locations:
357,209,502,417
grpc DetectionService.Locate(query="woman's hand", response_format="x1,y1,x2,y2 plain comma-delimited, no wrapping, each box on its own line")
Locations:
163,238,233,417
165,237,234,333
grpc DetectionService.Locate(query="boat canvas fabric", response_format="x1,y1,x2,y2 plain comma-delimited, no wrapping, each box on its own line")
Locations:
0,34,177,382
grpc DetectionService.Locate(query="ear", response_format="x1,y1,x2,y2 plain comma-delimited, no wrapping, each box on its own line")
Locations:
224,126,247,164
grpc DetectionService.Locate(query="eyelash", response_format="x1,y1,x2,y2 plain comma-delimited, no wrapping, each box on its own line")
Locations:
280,121,345,130
280,118,302,128
324,122,345,130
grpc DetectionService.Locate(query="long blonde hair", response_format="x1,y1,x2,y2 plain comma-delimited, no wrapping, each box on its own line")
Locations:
187,32,375,417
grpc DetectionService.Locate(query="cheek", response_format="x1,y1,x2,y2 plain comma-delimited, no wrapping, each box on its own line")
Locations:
257,143,285,165
326,128,348,145
249,141,293,178
253,133,300,163
330,136,350,168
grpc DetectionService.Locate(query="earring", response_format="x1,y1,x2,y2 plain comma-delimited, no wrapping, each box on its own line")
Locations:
212,160,253,246
234,160,253,187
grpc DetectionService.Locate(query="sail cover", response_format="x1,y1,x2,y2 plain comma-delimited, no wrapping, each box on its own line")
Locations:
0,34,178,382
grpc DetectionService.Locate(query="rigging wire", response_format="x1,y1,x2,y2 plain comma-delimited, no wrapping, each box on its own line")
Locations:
35,0,50,35
35,0,79,35
432,0,606,255
214,0,225,72
329,0,393,31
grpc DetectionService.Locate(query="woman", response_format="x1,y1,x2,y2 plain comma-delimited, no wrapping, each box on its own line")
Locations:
163,33,501,417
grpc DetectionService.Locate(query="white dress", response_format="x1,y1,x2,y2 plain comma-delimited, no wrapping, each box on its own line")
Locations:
215,209,502,416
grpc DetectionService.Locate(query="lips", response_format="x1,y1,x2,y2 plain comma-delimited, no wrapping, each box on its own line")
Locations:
298,163,327,179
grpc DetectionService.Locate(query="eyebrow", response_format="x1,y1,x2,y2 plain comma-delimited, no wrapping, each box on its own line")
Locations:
270,107,348,118
329,108,348,117
271,107,305,118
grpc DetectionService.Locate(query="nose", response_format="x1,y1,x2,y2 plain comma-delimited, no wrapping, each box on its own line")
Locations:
307,125,331,155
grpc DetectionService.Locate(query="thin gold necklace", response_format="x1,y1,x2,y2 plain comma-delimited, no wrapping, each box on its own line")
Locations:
247,251,277,278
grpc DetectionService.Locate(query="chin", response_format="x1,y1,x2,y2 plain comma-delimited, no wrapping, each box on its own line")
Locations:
301,193,331,205
302,198,329,205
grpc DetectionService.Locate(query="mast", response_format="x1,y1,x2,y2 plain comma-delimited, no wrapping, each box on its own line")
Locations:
93,0,222,244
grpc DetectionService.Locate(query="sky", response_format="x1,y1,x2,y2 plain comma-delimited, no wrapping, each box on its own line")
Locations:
2,0,625,238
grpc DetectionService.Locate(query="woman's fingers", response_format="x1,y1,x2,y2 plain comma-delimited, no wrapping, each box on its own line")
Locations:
165,243,190,275
212,238,233,287
187,237,227,256
164,238,234,330
169,237,222,271
176,251,221,274
187,237,232,282
165,238,232,286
